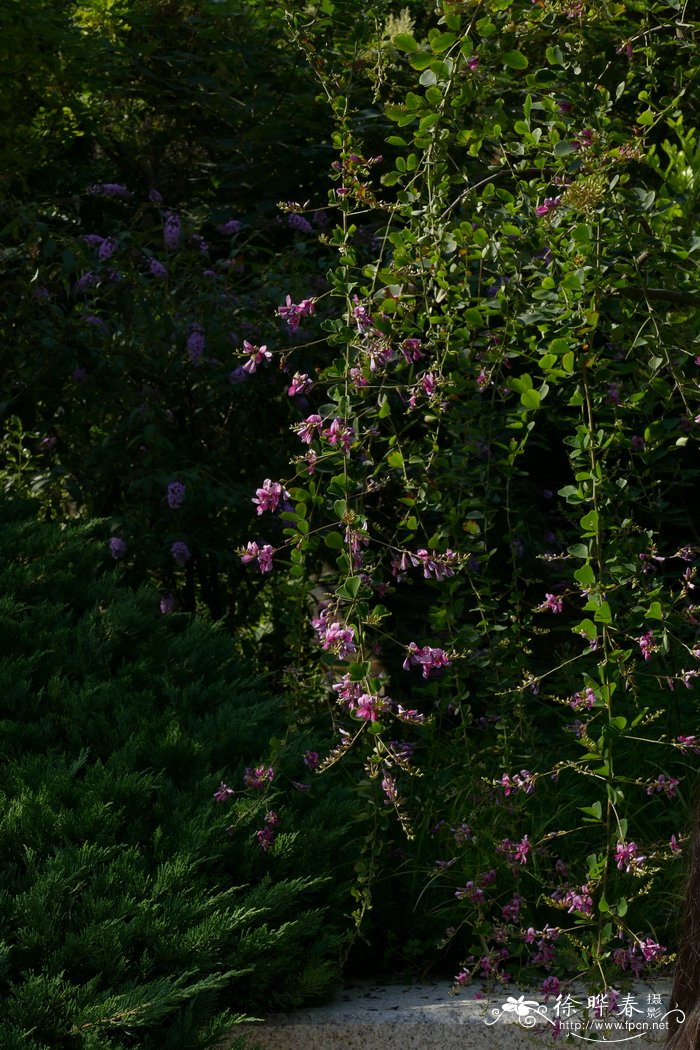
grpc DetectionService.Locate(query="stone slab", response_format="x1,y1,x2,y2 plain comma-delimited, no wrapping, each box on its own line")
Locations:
224,977,676,1049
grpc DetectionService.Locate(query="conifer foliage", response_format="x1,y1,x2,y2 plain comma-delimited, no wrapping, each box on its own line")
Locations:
0,501,353,1049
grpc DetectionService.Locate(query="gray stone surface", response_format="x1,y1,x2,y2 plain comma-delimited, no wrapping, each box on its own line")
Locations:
224,977,676,1049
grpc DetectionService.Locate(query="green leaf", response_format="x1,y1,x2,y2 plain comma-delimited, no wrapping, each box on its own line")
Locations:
388,450,404,469
324,531,345,549
574,618,597,640
554,140,575,156
429,30,456,53
546,45,564,65
476,17,497,36
337,575,363,600
393,33,419,52
520,388,540,411
579,509,599,534
581,801,602,820
646,601,663,620
409,53,434,71
503,51,528,69
574,563,596,586
594,602,612,624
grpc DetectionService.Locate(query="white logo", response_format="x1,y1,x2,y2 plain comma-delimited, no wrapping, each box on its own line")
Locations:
483,990,685,1043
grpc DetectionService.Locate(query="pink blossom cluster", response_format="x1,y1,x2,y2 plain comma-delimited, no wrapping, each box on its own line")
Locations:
638,628,657,660
615,840,646,873
256,809,279,852
288,371,314,396
277,294,316,330
243,765,275,790
242,340,272,373
323,417,355,450
455,881,486,904
295,414,323,443
613,938,665,974
252,478,290,514
400,337,424,363
410,548,458,581
646,773,679,797
676,735,700,754
535,196,562,218
332,673,364,710
554,883,593,915
345,527,370,569
501,894,523,923
381,771,398,804
313,610,357,659
240,541,275,573
537,592,564,613
499,769,536,796
395,705,426,724
213,781,235,801
496,834,531,865
569,687,596,711
354,693,388,722
402,642,452,677
352,300,374,333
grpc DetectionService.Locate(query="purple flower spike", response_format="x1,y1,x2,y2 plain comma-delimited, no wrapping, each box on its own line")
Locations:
171,541,191,567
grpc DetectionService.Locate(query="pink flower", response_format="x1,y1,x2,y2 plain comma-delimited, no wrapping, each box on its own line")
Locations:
213,781,235,801
352,301,374,333
256,826,275,851
676,735,700,754
257,544,274,573
240,541,275,573
305,450,317,474
355,693,386,722
323,418,356,451
615,840,645,873
400,338,424,362
535,196,562,218
242,340,272,373
322,622,357,659
241,541,260,564
639,938,665,962
569,688,596,711
638,629,657,660
403,642,452,677
410,548,458,581
277,295,316,330
304,750,320,770
252,478,290,514
646,774,679,797
421,372,436,396
243,765,275,790
288,372,314,396
296,414,323,444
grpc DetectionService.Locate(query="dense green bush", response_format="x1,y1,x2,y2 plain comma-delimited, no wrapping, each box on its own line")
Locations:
3,0,700,1005
0,501,355,1049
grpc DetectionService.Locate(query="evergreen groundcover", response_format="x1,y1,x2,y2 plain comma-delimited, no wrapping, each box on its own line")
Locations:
0,501,355,1049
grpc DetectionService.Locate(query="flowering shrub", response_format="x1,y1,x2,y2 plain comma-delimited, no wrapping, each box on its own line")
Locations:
231,0,700,990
